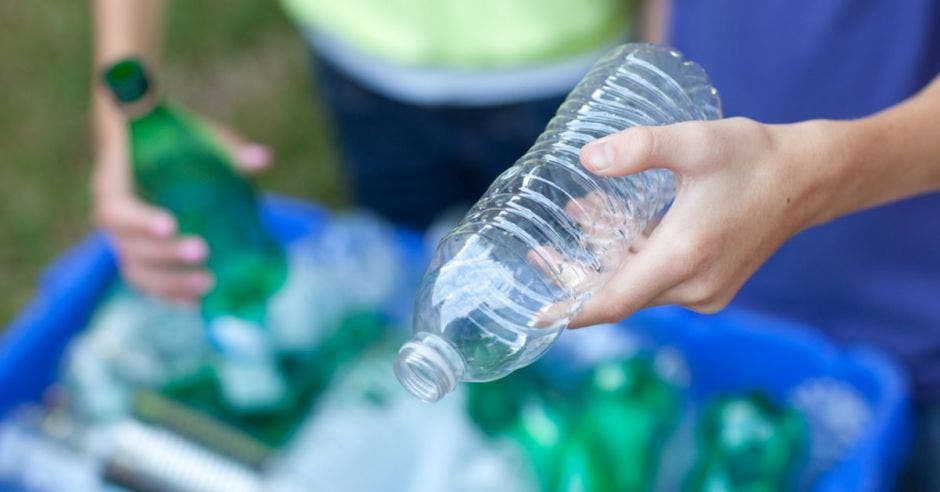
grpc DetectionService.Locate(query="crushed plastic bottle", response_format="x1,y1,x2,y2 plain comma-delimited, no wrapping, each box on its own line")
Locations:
0,406,272,492
62,287,207,421
0,413,103,492
268,343,534,492
395,43,722,402
268,212,404,353
789,377,871,486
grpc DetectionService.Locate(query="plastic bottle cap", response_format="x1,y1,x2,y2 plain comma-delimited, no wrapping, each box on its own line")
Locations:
103,58,151,103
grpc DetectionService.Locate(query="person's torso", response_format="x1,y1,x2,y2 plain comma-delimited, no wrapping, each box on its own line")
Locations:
670,0,940,399
280,0,631,105
281,0,628,68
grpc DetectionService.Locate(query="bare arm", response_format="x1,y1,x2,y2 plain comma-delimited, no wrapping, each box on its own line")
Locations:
92,0,164,200
823,77,940,222
91,0,212,303
90,1,271,302
637,0,669,44
571,76,940,326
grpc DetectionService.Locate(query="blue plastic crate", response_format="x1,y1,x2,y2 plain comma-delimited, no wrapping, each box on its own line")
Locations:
0,196,912,491
625,307,913,491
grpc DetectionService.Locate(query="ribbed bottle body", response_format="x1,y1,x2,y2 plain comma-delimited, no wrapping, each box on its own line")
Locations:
399,44,722,399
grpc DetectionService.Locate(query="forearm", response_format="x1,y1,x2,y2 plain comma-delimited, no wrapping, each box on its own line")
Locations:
813,76,940,224
91,0,164,195
638,0,669,44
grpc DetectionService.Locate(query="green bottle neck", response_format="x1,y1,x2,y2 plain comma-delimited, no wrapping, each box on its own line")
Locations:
118,92,162,122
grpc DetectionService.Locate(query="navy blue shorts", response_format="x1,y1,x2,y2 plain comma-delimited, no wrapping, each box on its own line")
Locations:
313,56,565,230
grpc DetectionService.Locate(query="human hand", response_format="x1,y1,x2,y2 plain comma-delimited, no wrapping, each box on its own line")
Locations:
93,121,273,304
570,117,847,327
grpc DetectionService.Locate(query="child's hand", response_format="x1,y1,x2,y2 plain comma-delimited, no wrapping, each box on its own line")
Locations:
93,121,273,304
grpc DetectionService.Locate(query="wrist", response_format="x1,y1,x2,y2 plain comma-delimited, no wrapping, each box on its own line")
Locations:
786,118,867,228
91,146,132,200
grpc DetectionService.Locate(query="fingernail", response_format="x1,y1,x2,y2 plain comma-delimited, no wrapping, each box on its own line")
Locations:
151,215,175,237
190,273,214,293
583,140,611,172
239,145,271,169
180,239,208,262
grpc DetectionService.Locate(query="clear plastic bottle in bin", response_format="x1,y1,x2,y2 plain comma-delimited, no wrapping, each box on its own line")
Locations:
395,43,722,402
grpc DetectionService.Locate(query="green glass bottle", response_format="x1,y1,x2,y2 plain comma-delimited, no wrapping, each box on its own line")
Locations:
103,59,289,413
508,392,570,492
580,357,682,492
466,370,541,437
684,392,807,492
554,430,613,492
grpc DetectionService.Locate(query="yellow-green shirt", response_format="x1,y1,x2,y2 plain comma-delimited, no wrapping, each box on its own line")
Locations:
280,0,632,69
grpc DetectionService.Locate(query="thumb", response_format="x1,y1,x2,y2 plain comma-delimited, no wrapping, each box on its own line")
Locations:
580,122,705,177
209,122,273,174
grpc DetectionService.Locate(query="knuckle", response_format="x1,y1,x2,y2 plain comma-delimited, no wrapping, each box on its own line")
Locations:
729,117,774,148
120,262,145,287
678,277,719,307
675,121,713,153
691,125,724,165
666,236,708,277
593,310,620,326
144,242,167,261
118,242,147,264
626,126,656,164
121,261,173,299
689,295,731,314
142,241,171,261
689,301,723,315
684,120,714,143
725,116,755,127
600,299,637,324
148,277,180,299
730,116,763,134
682,281,732,314
583,303,616,326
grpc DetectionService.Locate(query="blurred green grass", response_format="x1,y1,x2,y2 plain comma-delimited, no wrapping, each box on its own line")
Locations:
0,1,344,325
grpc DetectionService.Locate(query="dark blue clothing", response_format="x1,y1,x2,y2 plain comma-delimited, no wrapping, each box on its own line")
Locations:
314,57,564,230
671,0,940,399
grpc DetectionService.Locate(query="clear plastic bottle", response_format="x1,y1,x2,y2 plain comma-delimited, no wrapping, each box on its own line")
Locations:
394,44,722,402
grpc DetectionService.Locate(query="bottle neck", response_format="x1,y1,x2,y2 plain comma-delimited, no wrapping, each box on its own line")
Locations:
394,332,466,402
117,91,161,121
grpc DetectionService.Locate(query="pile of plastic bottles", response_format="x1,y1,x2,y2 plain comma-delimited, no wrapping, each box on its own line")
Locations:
0,211,874,492
0,48,885,491
0,213,418,491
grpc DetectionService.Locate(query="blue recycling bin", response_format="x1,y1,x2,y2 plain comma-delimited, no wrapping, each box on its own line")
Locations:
0,195,913,491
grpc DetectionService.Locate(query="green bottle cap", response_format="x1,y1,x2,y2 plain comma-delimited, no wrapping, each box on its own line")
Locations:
102,58,151,103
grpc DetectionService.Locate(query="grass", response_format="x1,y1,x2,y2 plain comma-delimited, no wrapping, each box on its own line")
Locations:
0,1,345,325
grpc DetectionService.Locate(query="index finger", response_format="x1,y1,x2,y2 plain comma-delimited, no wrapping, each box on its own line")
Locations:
97,194,177,239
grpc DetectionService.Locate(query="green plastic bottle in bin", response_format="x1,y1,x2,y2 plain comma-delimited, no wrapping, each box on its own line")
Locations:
685,392,807,492
102,58,289,413
511,393,570,491
580,357,682,491
554,430,613,492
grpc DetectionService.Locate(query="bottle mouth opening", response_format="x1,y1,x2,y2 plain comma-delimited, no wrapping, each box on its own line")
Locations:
394,334,464,403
